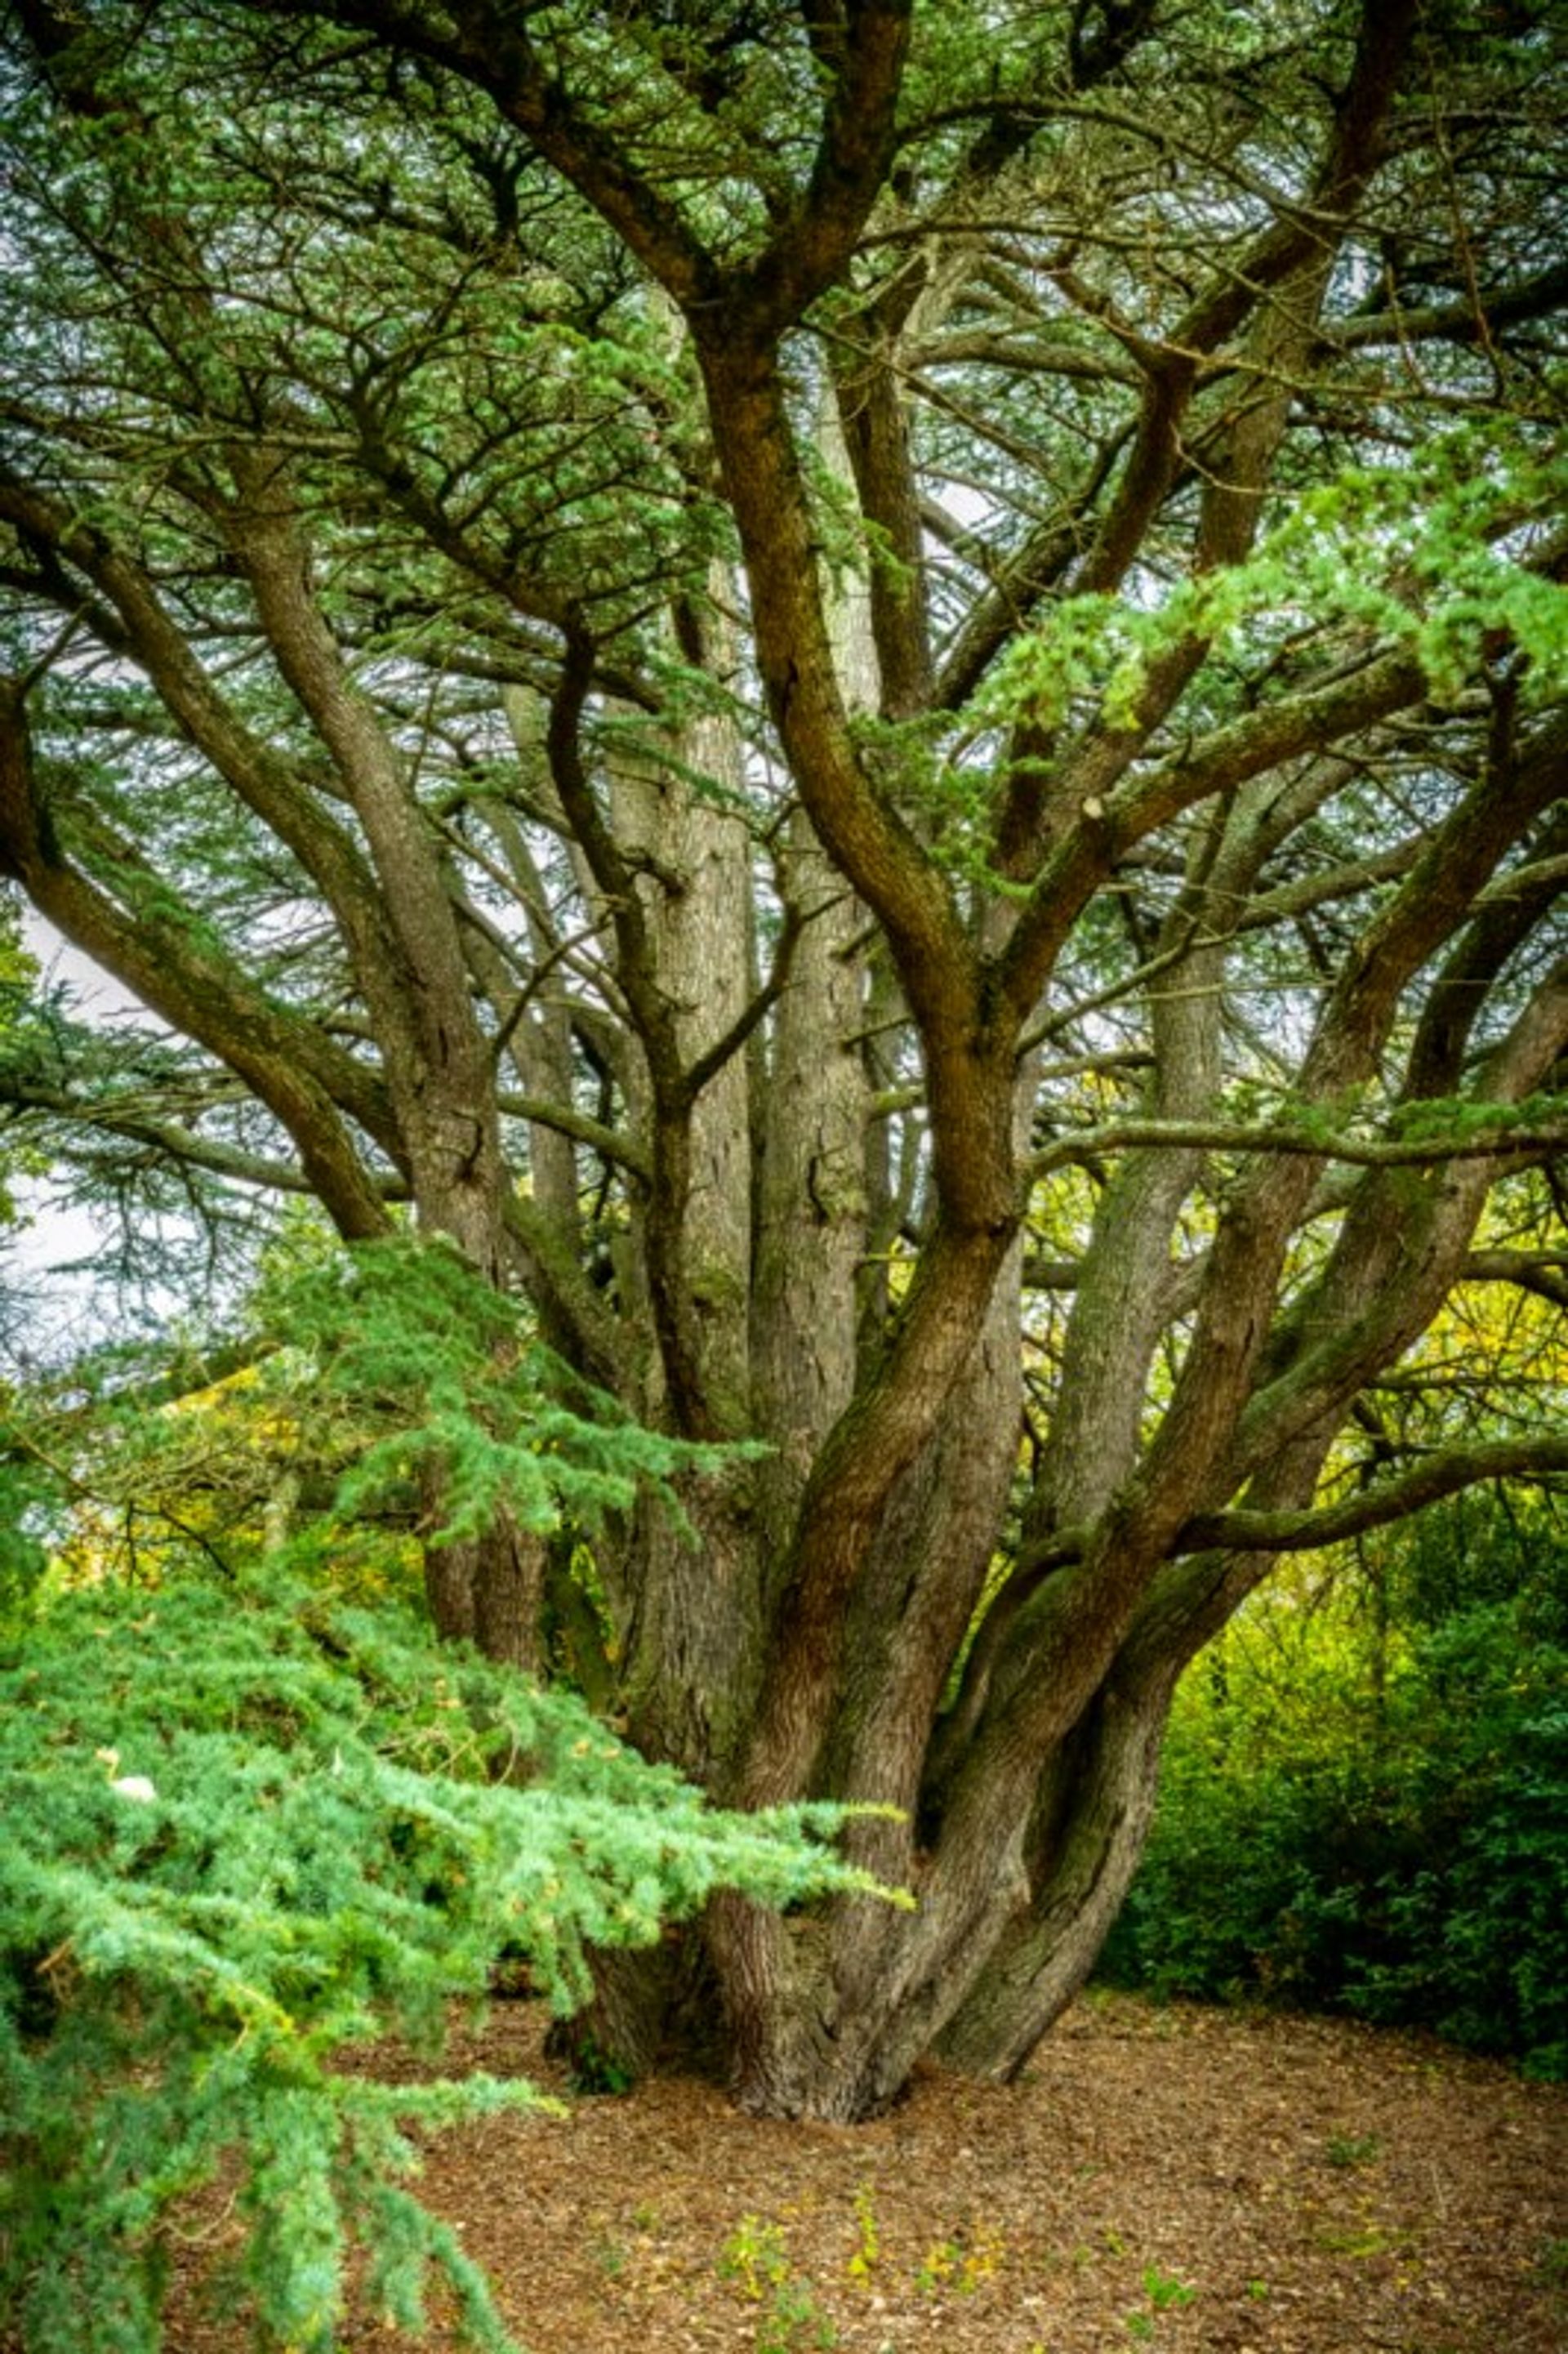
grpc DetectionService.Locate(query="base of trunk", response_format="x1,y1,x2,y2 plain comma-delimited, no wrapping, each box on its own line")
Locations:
546,1934,728,2092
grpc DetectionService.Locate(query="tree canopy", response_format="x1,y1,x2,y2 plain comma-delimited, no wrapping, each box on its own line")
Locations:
1,0,1564,2118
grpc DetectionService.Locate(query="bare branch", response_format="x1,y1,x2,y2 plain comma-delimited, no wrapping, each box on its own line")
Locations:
1181,1436,1568,1556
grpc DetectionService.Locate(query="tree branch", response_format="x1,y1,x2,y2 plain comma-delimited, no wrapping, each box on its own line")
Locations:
1030,1111,1568,1184
1180,1436,1568,1556
1462,1250,1568,1308
1336,258,1568,351
0,682,395,1240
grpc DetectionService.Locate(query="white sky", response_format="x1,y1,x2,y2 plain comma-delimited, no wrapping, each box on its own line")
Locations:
5,910,169,1360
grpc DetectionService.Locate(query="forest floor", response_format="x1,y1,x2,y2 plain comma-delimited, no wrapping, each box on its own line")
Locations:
165,1991,1566,2354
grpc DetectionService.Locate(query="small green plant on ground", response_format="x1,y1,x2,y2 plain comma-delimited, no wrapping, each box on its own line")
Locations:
958,2220,1006,2290
1125,2263,1197,2337
587,2231,630,2279
913,2237,960,2294
845,2180,880,2285
720,2216,792,2302
760,2276,839,2354
718,2217,837,2352
1143,2264,1197,2310
568,2032,638,2097
912,2220,1006,2295
1325,2130,1383,2168
1536,2237,1568,2308
1316,2222,1395,2258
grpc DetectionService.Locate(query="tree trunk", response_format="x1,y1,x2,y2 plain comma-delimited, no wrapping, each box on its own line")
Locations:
936,1668,1178,2078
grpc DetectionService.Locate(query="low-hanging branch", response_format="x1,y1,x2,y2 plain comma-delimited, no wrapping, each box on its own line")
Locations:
1023,1435,1568,1577
1179,1435,1568,1557
0,1075,409,1203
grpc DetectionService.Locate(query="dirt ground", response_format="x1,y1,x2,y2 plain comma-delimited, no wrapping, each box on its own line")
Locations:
161,1991,1565,2354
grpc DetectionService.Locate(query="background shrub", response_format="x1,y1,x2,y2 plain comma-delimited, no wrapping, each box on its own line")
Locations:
1099,1495,1568,2075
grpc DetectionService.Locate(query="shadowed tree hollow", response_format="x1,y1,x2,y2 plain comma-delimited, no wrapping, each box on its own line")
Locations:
2,0,1566,2117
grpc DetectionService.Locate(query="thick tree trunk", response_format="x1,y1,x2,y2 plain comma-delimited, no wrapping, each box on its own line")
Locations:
423,1519,549,1674
618,1484,767,1788
935,1669,1177,2078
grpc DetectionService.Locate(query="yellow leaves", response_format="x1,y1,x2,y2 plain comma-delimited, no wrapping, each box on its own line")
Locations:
45,1345,425,1604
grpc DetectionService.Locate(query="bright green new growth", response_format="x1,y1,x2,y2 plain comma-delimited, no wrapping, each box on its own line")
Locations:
975,427,1568,747
260,1233,763,1548
0,1572,896,2354
0,1232,765,1612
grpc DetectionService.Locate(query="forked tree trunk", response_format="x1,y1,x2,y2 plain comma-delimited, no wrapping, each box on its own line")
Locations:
935,1668,1178,2078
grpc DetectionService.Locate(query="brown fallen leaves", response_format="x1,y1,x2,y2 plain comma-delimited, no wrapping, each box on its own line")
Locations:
162,1992,1565,2354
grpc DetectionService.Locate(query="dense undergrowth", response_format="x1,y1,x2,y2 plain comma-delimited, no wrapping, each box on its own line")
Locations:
1101,1496,1568,2078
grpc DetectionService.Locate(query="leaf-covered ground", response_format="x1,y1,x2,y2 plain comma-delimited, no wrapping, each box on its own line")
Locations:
164,1993,1565,2354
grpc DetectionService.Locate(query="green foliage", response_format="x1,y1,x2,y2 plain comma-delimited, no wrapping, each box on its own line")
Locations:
0,1233,760,1610
1538,2236,1568,2312
976,428,1568,747
1325,2131,1381,2169
718,2216,838,2352
0,902,42,1228
0,1446,52,1624
0,1286,56,1627
1125,2267,1196,2341
845,2180,879,2286
256,1233,761,1549
719,2214,792,2301
1100,1500,1568,2075
565,2031,638,2097
0,1571,894,2354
